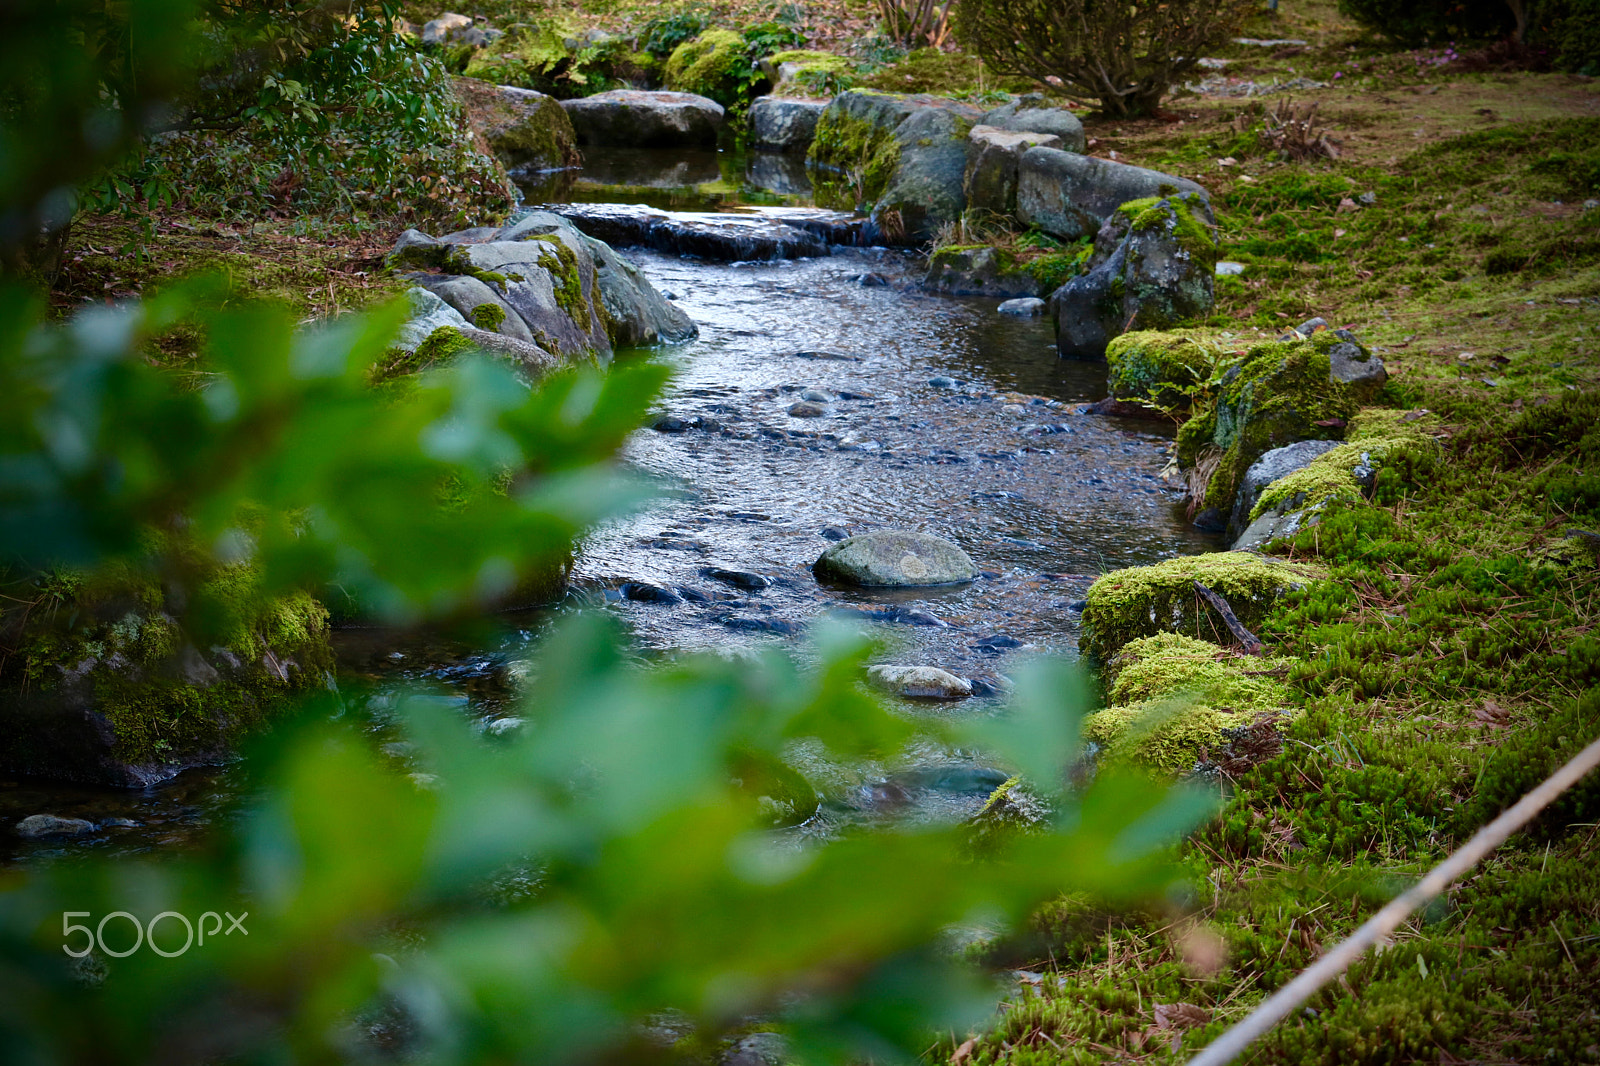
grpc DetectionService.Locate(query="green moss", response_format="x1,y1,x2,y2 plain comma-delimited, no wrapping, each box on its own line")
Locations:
470,302,506,330
1104,329,1221,410
858,48,1005,95
1026,249,1084,293
1080,552,1324,663
1083,700,1243,777
5,544,332,770
1199,336,1361,512
1106,632,1292,709
806,105,902,210
1249,413,1437,522
523,233,587,324
663,28,754,110
768,48,852,88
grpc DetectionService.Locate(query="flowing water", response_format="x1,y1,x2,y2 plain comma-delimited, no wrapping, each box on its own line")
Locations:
1,147,1223,864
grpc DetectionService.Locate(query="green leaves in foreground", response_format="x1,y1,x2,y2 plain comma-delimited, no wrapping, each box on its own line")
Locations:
0,615,1215,1064
0,279,668,620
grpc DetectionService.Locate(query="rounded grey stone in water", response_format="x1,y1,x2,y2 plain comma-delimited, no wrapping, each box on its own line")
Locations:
15,814,95,839
814,531,976,587
866,664,973,700
998,297,1046,316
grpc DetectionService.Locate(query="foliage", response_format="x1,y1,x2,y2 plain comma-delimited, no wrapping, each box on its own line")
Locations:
0,279,662,620
1335,0,1519,47
952,0,1255,116
0,289,1210,1059
0,0,205,272
0,612,1212,1062
640,6,715,58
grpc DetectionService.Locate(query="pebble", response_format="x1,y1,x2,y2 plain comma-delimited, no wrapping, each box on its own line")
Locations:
1215,261,1246,276
927,376,958,389
974,634,1027,651
721,615,804,636
799,388,832,402
820,525,851,541
787,400,827,418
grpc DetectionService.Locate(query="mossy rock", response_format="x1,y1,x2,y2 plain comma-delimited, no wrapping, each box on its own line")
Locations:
923,243,1038,297
664,29,757,110
1,551,333,786
1083,701,1247,778
1105,632,1292,708
1079,552,1323,663
806,91,981,242
1052,193,1218,359
452,76,581,175
765,49,853,90
1200,333,1363,513
1105,329,1222,411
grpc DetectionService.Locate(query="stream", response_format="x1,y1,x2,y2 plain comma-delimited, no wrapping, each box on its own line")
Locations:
1,146,1222,865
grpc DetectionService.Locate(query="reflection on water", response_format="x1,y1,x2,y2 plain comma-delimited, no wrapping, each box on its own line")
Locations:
516,146,813,212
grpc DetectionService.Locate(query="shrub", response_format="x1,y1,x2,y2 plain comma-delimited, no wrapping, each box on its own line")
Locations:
952,0,1255,117
1337,0,1517,46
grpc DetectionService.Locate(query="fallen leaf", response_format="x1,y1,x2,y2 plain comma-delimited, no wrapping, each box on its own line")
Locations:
951,1037,977,1065
1336,197,1358,213
1334,228,1346,237
1314,418,1347,428
1154,1002,1213,1029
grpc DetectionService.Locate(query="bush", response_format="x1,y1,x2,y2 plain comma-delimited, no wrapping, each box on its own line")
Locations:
952,0,1254,117
1337,0,1515,46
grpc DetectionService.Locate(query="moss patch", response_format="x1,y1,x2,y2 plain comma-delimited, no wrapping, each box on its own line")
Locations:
470,301,506,331
1106,632,1292,709
1105,329,1223,410
807,104,902,210
664,28,758,110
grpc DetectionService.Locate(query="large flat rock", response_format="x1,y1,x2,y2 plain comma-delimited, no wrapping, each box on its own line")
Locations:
561,90,725,149
1018,147,1214,241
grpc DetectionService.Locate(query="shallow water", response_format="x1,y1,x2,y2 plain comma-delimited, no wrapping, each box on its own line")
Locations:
3,147,1223,863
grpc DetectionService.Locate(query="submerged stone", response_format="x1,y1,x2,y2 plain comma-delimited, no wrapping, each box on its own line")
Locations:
813,531,977,587
14,814,96,839
866,664,973,700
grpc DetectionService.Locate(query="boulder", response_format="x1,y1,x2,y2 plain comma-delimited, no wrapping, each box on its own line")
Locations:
1227,439,1341,540
866,665,974,700
1050,193,1218,359
813,530,976,587
749,96,828,152
389,211,695,359
806,91,984,243
963,125,1062,215
1192,331,1365,517
1018,146,1213,242
452,77,580,175
422,12,474,45
14,814,96,839
979,96,1086,152
561,90,725,149
923,245,1039,298
395,286,474,352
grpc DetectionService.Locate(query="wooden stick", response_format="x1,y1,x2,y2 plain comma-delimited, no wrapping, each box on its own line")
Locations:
1193,581,1264,655
1187,735,1600,1066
